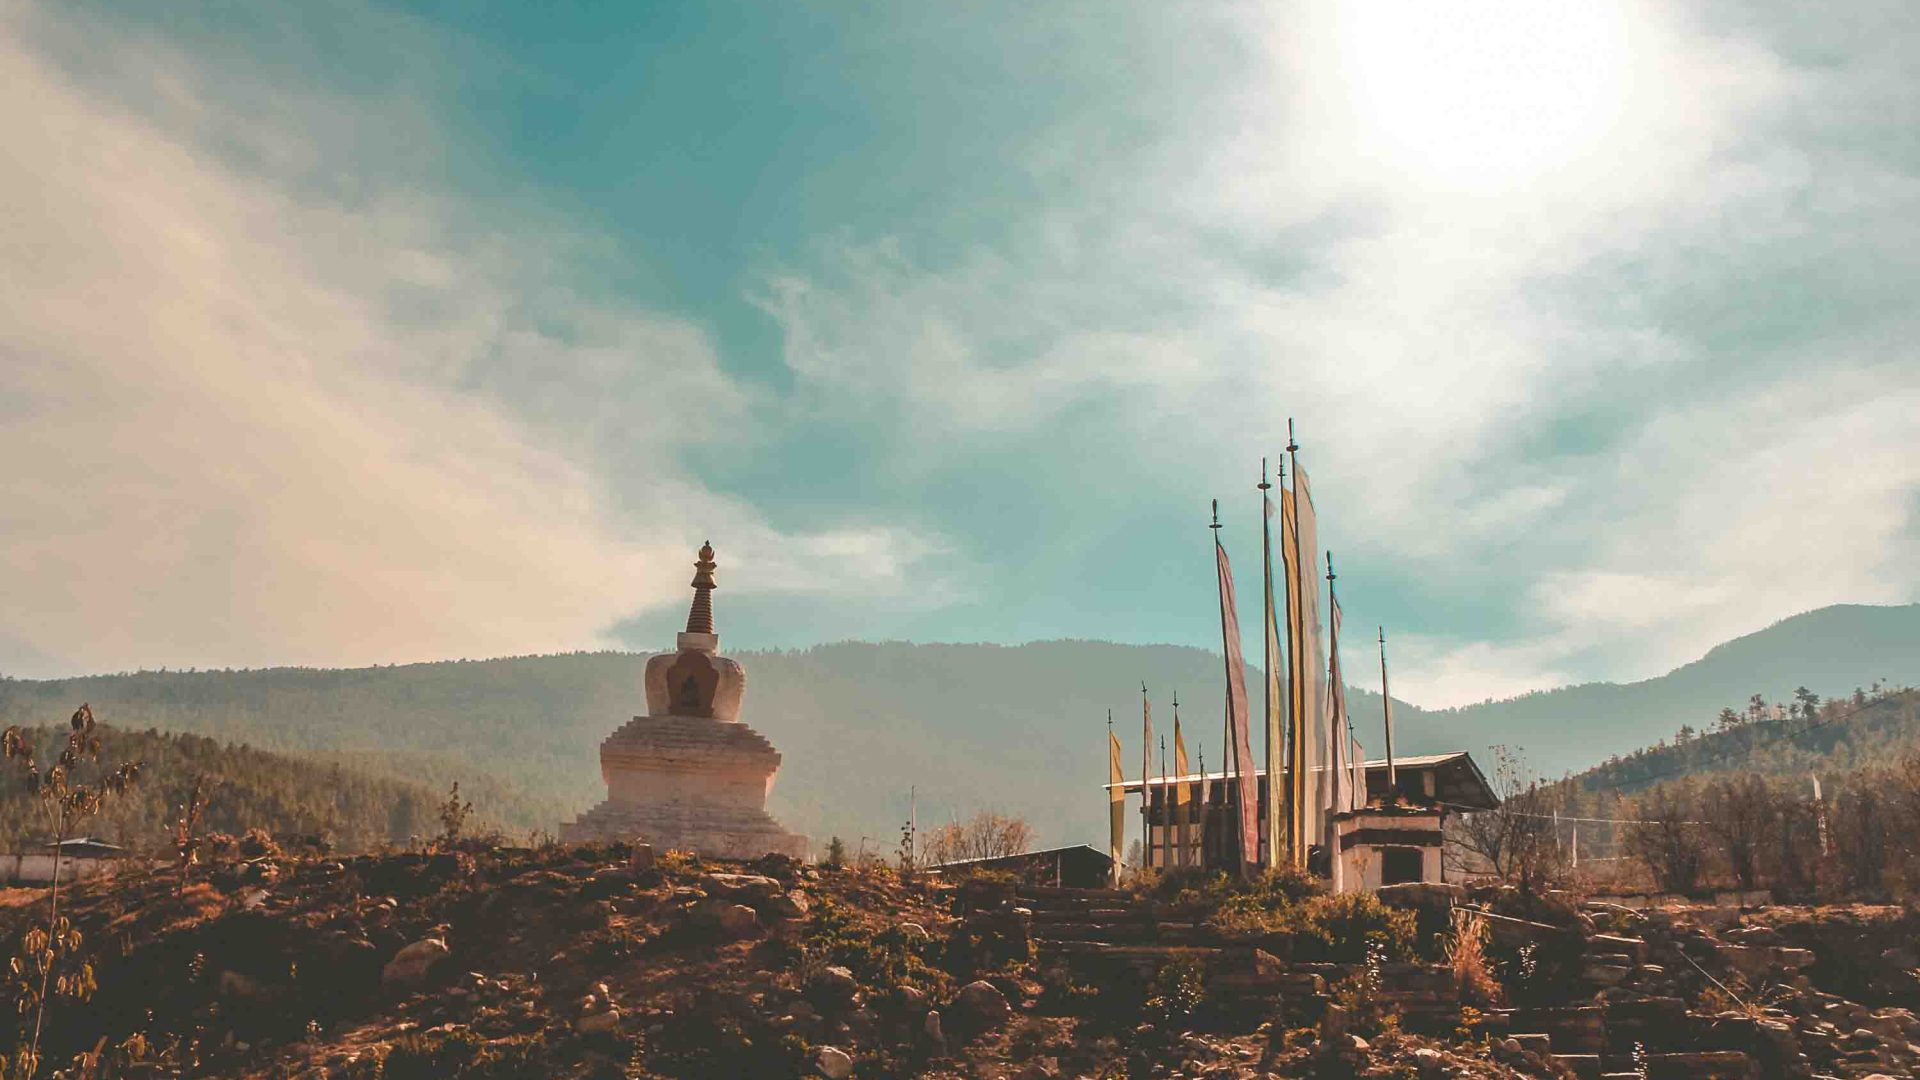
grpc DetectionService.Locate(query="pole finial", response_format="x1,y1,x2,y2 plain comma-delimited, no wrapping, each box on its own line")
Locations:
1258,456,1271,492
1326,550,1336,581
1210,499,1221,530
1286,418,1299,454
685,541,719,635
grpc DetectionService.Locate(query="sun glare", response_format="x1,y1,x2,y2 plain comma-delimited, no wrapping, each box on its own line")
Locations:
1335,0,1635,191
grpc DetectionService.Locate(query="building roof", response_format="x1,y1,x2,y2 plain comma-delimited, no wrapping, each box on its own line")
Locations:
926,843,1113,871
1109,750,1498,811
42,837,126,858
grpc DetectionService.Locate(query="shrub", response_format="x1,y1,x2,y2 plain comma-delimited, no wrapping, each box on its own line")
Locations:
383,1027,483,1080
801,898,938,988
1282,892,1417,964
1328,938,1401,1036
1142,956,1207,1028
237,828,282,860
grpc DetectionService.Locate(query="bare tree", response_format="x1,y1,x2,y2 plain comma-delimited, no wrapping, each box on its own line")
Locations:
925,810,1034,865
1701,774,1776,891
1625,782,1703,894
1447,745,1564,889
1829,780,1892,900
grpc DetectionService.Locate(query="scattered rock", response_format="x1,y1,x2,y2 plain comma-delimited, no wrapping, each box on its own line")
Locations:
807,965,861,1011
695,900,764,940
766,891,811,919
815,1045,853,1079
702,872,783,902
630,843,655,871
953,980,1011,1032
576,1008,621,1035
381,938,450,989
923,1009,946,1051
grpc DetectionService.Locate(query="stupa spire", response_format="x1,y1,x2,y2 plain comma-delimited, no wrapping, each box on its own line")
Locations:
685,541,717,635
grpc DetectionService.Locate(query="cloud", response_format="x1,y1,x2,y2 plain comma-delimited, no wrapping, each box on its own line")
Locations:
756,0,1920,703
0,6,935,677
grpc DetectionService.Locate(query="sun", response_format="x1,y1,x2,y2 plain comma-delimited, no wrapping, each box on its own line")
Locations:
1333,0,1636,191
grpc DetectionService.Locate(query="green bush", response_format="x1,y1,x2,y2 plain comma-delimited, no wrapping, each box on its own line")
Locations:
1283,891,1418,963
1142,956,1207,1028
801,898,939,987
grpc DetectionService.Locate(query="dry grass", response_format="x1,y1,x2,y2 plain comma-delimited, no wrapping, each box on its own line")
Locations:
1446,908,1502,1007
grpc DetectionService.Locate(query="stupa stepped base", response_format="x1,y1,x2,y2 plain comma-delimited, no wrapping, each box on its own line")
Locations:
559,798,810,860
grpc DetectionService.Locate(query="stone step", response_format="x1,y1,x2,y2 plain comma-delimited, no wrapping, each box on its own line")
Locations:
1034,941,1226,972
1504,1006,1606,1055
1031,922,1207,945
1590,934,1650,963
1554,1054,1603,1080
1598,1051,1755,1080
1016,884,1133,902
1019,902,1156,919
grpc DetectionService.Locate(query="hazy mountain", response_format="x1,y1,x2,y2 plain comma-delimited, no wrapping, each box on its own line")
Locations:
1419,603,1920,780
2,603,1914,851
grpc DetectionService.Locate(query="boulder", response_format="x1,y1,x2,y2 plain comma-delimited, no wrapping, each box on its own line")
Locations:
695,900,764,940
576,1008,621,1035
630,843,655,871
814,1045,853,1079
766,891,811,919
1773,947,1815,971
381,938,450,989
923,1009,946,1051
807,965,860,1011
702,873,783,903
953,980,1012,1032
1717,945,1772,981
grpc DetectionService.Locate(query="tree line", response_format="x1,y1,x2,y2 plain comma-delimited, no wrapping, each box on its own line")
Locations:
1451,684,1920,901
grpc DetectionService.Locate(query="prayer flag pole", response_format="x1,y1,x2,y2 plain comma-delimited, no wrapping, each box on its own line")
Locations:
1259,457,1285,870
1107,709,1125,885
1379,628,1397,797
1159,734,1171,871
1141,683,1152,872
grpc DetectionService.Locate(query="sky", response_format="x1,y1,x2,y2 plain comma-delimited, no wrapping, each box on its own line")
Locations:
2,0,1916,705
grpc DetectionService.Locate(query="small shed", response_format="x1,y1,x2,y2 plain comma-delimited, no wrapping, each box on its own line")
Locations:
927,844,1115,889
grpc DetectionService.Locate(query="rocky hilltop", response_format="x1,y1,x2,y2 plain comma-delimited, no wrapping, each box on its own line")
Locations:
3,844,1918,1079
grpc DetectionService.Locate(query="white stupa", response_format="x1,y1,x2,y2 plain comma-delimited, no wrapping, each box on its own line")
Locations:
560,542,810,858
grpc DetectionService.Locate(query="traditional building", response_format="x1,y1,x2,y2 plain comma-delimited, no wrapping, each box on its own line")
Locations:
1113,751,1495,887
561,543,810,859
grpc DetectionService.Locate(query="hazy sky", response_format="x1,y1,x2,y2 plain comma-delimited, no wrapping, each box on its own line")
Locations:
3,1,1916,704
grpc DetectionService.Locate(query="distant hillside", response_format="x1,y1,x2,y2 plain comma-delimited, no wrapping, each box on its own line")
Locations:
1423,603,1920,779
2,603,1915,851
0,725,458,854
1566,687,1920,797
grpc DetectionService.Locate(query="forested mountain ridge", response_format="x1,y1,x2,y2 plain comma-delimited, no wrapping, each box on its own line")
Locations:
1566,686,1920,798
0,725,463,854
2,603,1915,851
